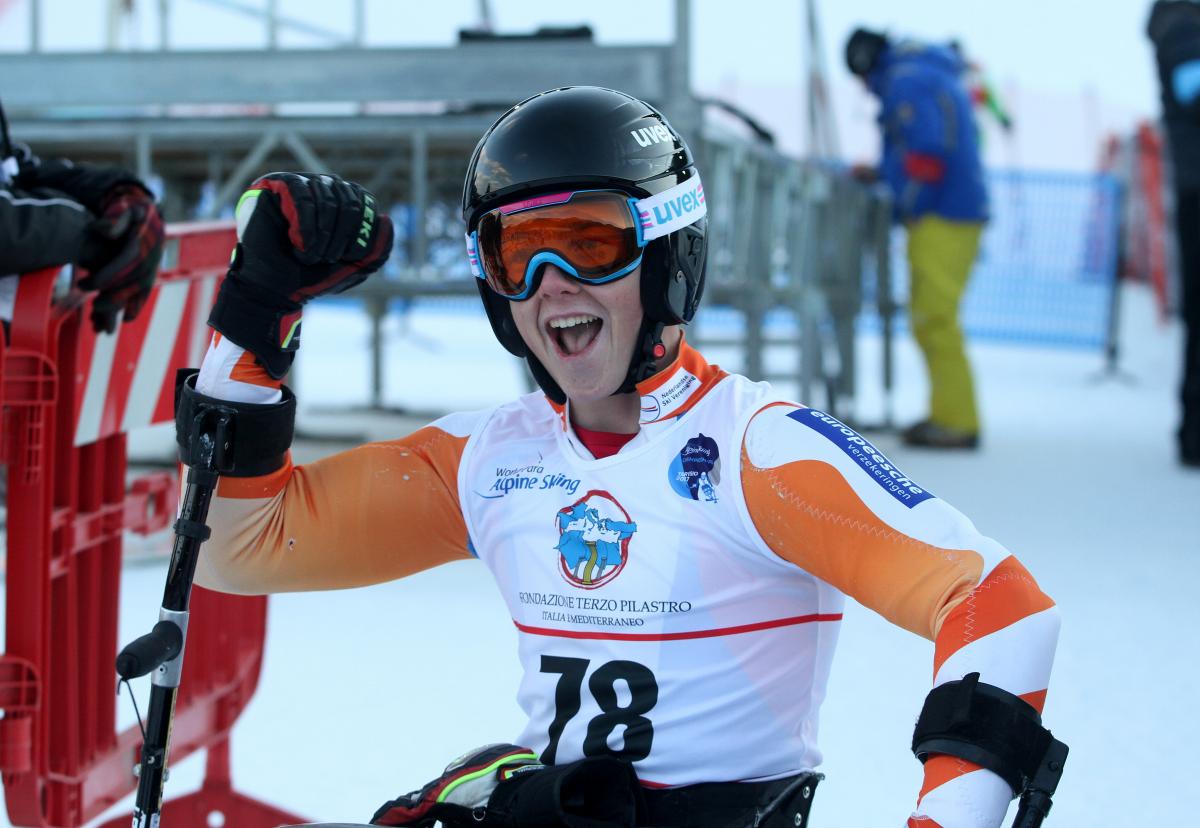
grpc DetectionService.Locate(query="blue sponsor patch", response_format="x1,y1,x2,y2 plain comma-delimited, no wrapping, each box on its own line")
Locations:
668,433,721,502
786,409,934,508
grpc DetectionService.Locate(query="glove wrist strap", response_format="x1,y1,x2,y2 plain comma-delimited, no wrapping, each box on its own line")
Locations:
207,275,302,380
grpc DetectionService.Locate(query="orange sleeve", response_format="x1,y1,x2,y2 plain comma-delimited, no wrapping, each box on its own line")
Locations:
194,424,472,595
742,453,984,639
740,404,1060,827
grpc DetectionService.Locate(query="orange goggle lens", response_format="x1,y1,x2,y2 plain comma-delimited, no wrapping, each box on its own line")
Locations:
474,190,643,299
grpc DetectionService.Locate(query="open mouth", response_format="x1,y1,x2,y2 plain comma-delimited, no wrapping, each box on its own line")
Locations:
548,314,603,357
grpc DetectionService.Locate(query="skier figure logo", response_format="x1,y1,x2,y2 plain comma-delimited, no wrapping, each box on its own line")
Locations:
554,491,637,589
668,433,721,503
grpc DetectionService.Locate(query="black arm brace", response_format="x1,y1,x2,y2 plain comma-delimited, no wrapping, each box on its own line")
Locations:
174,370,296,477
912,672,1068,798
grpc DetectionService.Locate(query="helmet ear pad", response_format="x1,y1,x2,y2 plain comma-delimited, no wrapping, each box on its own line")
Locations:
639,217,708,326
477,279,527,357
476,279,569,405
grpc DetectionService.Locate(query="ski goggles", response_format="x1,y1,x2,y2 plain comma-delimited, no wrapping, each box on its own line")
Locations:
466,174,705,301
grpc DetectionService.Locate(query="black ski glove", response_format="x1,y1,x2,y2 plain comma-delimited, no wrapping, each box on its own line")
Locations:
371,744,542,827
17,156,166,333
371,743,641,828
78,184,165,334
207,171,394,379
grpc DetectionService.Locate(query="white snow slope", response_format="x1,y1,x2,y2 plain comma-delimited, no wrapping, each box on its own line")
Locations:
3,284,1197,827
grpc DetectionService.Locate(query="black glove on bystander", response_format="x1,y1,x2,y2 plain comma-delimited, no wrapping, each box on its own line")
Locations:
208,172,394,378
18,156,147,212
18,156,166,334
78,184,165,333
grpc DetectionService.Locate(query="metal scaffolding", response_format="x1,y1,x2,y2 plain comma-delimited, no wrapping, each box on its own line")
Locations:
2,0,890,417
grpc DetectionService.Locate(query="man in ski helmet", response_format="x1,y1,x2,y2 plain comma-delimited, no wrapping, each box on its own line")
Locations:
183,86,1063,827
846,28,990,451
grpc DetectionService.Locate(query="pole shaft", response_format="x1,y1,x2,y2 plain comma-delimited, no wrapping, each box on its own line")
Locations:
127,408,229,823
132,684,180,824
162,473,214,609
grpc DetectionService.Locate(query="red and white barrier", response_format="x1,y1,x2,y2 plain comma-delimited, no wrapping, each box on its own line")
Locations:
0,222,306,828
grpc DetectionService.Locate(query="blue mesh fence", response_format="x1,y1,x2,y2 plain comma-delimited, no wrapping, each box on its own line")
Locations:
863,169,1121,349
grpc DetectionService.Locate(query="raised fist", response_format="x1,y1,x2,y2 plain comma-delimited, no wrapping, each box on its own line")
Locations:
208,172,394,378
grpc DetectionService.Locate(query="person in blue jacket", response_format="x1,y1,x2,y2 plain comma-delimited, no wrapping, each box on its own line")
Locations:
846,28,989,449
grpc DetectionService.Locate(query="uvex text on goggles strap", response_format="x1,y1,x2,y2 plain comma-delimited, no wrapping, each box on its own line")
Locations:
466,174,705,298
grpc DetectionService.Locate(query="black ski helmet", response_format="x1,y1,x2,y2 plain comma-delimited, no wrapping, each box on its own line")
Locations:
462,86,708,404
845,28,889,78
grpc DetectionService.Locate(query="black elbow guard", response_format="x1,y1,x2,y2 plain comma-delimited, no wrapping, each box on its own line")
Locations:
912,672,1068,799
174,370,296,477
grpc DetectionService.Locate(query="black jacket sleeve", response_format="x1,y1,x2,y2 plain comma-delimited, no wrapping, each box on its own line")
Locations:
18,158,147,213
0,183,93,275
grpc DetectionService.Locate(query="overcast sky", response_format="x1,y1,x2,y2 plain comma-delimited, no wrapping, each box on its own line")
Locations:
0,0,1167,169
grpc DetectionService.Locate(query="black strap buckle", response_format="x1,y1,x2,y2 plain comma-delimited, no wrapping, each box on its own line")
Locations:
174,369,296,477
187,405,236,475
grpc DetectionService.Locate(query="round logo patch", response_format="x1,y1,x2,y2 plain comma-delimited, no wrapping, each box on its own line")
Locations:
555,490,637,589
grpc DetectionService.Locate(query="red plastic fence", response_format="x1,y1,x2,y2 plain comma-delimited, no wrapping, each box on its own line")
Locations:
1100,121,1172,320
1134,122,1171,320
1,223,305,827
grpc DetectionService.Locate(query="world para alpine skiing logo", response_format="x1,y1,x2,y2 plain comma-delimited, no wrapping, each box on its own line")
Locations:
554,491,637,589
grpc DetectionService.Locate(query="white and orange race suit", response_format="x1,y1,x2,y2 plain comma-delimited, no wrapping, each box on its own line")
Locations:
195,337,1059,828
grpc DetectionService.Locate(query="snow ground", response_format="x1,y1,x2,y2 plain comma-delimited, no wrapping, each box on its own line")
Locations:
3,283,1198,827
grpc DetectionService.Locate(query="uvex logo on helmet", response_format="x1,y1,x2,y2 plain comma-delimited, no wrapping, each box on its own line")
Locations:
630,125,675,148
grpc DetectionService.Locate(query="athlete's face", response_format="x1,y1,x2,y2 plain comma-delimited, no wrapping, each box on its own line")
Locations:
509,263,644,405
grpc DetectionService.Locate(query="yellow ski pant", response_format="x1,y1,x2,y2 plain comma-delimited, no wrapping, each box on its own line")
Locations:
906,216,984,433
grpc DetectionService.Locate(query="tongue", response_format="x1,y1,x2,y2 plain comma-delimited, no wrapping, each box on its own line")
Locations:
560,319,601,355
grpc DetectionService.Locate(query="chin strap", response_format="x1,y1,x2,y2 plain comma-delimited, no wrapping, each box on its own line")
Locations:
614,318,667,396
526,352,566,406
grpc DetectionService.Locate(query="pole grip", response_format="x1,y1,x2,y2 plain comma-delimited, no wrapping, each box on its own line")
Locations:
116,620,183,680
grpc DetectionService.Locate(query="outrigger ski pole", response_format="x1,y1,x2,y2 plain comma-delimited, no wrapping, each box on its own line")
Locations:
116,391,236,827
